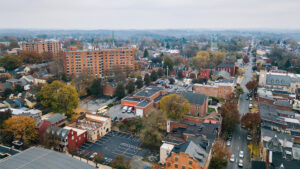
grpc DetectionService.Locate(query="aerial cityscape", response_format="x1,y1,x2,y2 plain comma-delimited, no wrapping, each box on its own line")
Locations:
0,1,300,169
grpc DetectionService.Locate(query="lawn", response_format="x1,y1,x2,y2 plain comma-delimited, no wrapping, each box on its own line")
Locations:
217,98,225,103
208,107,216,113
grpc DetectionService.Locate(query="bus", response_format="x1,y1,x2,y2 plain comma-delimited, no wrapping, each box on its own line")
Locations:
97,106,109,114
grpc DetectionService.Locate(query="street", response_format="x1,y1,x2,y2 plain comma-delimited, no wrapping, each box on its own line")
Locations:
227,54,253,169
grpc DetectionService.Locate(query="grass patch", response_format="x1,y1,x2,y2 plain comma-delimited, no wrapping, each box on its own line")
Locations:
208,107,216,113
217,98,225,103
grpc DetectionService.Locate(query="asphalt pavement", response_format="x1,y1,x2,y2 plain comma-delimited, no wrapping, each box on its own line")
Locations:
227,57,253,169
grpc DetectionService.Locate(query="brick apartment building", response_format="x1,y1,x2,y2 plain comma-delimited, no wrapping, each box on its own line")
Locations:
22,39,61,55
215,63,236,76
64,48,135,77
199,69,211,79
121,86,166,117
193,82,235,100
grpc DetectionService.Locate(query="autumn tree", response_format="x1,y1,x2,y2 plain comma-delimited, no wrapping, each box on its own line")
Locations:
0,109,12,128
192,51,210,69
71,70,95,96
94,153,105,165
246,80,258,93
150,70,158,81
144,73,151,86
39,80,79,114
0,55,22,70
126,80,135,94
163,55,174,70
115,83,125,100
111,154,131,169
211,51,226,66
209,139,231,169
160,94,190,120
135,76,143,89
235,86,244,95
157,68,164,77
1,116,38,145
243,55,250,63
8,41,19,49
220,102,240,134
20,51,43,64
241,112,261,143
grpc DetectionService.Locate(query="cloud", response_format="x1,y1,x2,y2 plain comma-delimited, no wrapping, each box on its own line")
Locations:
0,0,299,29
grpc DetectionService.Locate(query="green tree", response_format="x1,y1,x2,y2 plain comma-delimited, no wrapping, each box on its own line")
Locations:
177,70,184,79
39,81,79,114
115,84,125,100
144,73,151,86
126,80,135,94
163,56,174,70
135,76,143,89
160,94,190,120
8,41,19,49
150,71,158,81
87,79,103,96
0,109,12,128
166,42,170,49
14,84,23,93
143,49,149,57
111,154,131,169
0,55,22,70
235,86,244,95
157,68,164,77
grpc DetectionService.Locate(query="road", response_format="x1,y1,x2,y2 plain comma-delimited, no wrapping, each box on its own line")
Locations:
227,50,254,169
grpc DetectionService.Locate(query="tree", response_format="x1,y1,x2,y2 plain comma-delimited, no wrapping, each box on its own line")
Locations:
4,88,13,97
8,41,19,49
241,113,261,143
174,56,183,66
209,139,231,169
163,56,174,70
143,49,149,57
177,70,184,79
111,154,131,169
135,76,143,89
94,153,105,164
140,127,164,148
235,86,244,95
166,42,170,49
220,102,240,134
160,94,190,120
243,55,249,63
1,116,37,145
126,80,135,94
20,51,43,64
87,79,103,97
150,71,158,81
192,51,210,69
0,109,12,128
157,68,164,77
39,80,79,114
211,51,226,66
246,80,258,93
0,55,22,70
14,84,23,93
144,73,151,86
168,78,175,84
115,84,125,100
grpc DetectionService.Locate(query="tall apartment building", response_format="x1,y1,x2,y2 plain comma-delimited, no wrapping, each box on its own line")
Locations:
22,39,61,55
64,48,135,77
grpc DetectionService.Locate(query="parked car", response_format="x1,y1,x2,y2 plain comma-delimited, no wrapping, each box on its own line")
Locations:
119,117,123,121
230,154,235,162
113,117,117,121
90,152,97,159
249,97,252,101
122,106,128,113
249,103,253,109
238,159,243,167
127,107,133,113
247,135,252,141
239,151,244,158
227,140,231,146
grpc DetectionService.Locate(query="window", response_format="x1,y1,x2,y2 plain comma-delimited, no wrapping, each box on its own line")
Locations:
167,162,171,167
189,160,193,165
175,164,178,168
182,166,186,169
175,156,178,161
196,106,199,110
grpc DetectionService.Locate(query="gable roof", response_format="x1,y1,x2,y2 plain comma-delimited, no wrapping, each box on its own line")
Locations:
45,113,67,124
181,91,207,105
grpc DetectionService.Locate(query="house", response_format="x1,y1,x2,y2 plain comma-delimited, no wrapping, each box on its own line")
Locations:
103,82,117,97
67,113,111,142
45,125,87,151
42,113,67,127
121,86,166,117
0,147,96,169
24,96,37,108
9,108,42,119
180,91,208,123
215,63,236,76
199,69,210,79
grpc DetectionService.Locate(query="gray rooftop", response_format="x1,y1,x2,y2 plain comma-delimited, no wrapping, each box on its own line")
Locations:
0,147,96,169
134,86,164,98
45,113,67,124
181,91,207,105
136,100,152,108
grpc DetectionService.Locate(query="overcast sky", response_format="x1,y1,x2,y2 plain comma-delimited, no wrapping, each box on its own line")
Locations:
0,0,299,30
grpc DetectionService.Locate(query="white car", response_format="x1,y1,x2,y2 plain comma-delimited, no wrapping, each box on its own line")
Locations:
249,104,253,109
230,154,235,162
122,106,128,113
239,151,244,158
226,140,231,146
238,159,243,167
127,107,133,113
90,152,97,159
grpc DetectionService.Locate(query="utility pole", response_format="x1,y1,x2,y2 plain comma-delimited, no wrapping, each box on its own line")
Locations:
167,66,169,78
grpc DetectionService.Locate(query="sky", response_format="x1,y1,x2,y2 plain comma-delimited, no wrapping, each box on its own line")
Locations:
0,0,300,30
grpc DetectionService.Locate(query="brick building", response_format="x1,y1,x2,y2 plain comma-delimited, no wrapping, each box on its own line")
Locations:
199,69,211,79
22,39,61,55
121,86,166,117
64,48,135,77
193,82,234,100
103,82,117,97
215,63,236,76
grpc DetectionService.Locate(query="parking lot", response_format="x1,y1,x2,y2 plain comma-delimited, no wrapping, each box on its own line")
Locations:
77,131,148,165
104,104,135,121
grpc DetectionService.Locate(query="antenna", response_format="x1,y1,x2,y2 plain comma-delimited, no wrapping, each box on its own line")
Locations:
112,31,115,47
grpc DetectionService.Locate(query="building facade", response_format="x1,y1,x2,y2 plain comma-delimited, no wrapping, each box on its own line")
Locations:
215,63,236,76
193,83,234,100
64,48,135,77
22,39,61,55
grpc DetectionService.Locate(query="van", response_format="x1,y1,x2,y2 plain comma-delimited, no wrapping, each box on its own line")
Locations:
127,107,133,113
122,106,128,113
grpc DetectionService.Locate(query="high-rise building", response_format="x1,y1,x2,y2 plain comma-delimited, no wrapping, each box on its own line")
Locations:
21,39,61,55
64,48,135,77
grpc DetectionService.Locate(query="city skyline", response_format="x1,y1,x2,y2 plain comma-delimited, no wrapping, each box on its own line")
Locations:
1,0,300,30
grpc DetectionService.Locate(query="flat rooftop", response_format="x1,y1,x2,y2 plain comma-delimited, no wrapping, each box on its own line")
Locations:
134,86,164,98
63,126,86,136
